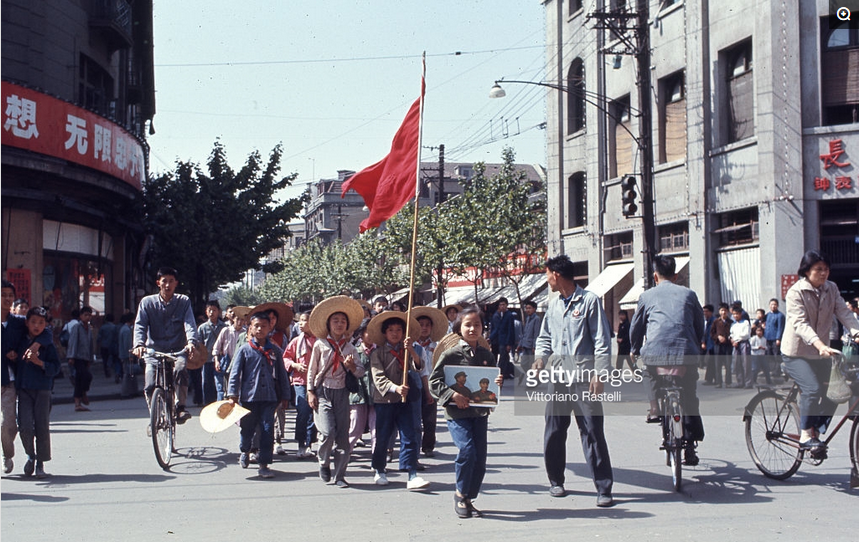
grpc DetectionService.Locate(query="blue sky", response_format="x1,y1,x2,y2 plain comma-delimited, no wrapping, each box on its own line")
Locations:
148,1,548,200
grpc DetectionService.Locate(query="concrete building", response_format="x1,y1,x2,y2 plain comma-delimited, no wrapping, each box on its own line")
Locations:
2,0,156,323
543,0,858,323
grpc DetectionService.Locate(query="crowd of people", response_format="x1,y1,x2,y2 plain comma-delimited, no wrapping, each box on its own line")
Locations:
2,249,858,516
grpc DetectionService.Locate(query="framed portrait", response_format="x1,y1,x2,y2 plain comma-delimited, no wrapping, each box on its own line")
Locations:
443,365,500,407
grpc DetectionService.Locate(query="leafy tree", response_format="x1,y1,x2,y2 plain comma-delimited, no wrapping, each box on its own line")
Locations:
142,141,306,312
222,285,263,308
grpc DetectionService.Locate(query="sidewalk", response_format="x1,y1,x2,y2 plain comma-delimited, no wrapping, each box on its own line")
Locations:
52,359,132,405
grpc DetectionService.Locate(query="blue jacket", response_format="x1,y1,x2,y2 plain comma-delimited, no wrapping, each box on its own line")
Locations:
703,315,716,351
16,337,61,391
228,339,290,403
133,293,198,357
490,310,516,347
764,310,785,341
630,280,704,365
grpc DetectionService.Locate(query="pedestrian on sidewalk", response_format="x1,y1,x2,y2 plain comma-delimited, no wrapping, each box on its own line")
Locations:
730,304,752,388
430,305,503,518
710,303,733,388
97,313,118,380
67,306,94,412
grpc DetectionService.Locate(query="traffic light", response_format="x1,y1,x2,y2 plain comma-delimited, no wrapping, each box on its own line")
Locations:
621,175,638,218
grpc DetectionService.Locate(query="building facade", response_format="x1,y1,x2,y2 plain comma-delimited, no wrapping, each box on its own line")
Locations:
544,0,858,322
2,0,156,324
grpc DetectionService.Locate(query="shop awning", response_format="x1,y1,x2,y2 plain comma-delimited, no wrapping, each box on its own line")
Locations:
435,273,547,308
584,262,634,298
619,256,690,310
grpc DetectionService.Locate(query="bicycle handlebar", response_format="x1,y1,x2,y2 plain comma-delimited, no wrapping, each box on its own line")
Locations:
145,349,186,361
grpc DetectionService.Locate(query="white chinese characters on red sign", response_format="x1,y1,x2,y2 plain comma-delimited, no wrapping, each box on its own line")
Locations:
814,139,854,192
1,82,144,189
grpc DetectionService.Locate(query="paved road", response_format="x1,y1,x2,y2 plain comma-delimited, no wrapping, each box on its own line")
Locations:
1,372,856,541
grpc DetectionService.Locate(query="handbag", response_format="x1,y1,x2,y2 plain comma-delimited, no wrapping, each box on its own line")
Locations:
826,358,853,404
342,361,360,394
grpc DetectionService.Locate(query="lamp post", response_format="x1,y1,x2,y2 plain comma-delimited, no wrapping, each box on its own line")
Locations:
491,76,656,286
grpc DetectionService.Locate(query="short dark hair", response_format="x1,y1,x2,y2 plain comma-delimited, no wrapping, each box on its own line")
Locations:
1,280,15,295
381,316,406,334
769,298,779,306
80,306,94,315
653,255,676,278
206,300,221,310
718,303,729,311
120,313,134,324
26,306,48,320
416,315,433,326
373,296,388,305
797,250,831,278
104,313,115,322
497,297,509,305
250,311,271,323
524,301,537,309
848,298,859,310
545,255,578,280
70,308,80,319
156,267,178,280
618,309,629,317
13,298,28,309
453,305,485,336
703,304,714,312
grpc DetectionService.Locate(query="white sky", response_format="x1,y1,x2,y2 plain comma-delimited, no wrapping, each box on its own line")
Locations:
148,1,548,201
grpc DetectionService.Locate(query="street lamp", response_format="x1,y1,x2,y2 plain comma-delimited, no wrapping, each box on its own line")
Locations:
490,76,656,287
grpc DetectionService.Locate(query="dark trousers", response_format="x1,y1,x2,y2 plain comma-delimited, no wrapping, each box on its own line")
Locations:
644,367,705,441
494,343,514,378
202,362,217,405
543,384,613,496
189,367,203,405
713,343,732,386
17,388,52,462
373,402,418,473
72,359,92,400
447,416,488,499
420,395,437,453
703,349,716,383
239,400,277,466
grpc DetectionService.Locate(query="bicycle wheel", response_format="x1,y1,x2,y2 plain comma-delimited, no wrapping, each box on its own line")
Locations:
666,396,683,492
850,416,859,487
744,392,802,480
150,388,174,470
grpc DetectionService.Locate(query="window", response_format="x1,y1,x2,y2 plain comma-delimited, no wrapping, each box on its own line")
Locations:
567,172,586,229
714,207,759,247
658,222,689,252
611,95,633,177
723,40,754,144
610,0,627,10
604,232,634,262
569,0,583,16
78,54,114,117
659,72,686,163
821,18,859,126
567,59,586,135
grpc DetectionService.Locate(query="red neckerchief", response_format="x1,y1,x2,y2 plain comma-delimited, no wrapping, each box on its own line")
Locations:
388,344,406,371
417,338,432,349
248,338,275,368
327,337,347,374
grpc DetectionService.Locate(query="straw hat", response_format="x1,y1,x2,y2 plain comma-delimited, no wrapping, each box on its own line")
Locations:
232,306,252,321
307,296,364,339
250,302,294,332
357,299,372,312
411,306,448,342
366,311,420,347
187,342,208,370
442,304,462,318
432,332,491,367
199,400,250,434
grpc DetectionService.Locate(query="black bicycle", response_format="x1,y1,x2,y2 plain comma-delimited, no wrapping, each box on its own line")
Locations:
743,354,859,483
654,372,687,491
147,349,183,470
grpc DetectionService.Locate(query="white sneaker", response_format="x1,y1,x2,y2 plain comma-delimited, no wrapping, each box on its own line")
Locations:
374,471,389,486
275,445,285,455
3,458,12,474
406,476,430,490
146,424,151,437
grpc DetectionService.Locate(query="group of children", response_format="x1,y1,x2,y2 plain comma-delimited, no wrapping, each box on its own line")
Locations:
221,294,500,516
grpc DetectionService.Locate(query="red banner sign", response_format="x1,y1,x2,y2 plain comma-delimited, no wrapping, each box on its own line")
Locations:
781,274,799,300
2,81,145,190
6,269,32,305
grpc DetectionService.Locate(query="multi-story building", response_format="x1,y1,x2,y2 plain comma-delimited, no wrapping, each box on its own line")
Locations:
2,0,156,323
544,0,858,323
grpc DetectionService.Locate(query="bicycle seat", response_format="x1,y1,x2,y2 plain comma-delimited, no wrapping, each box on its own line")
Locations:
655,366,687,377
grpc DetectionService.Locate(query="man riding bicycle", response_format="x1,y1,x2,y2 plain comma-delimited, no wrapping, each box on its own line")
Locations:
132,267,199,425
630,255,705,465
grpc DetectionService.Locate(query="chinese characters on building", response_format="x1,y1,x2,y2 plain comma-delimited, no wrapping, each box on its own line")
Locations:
814,139,854,192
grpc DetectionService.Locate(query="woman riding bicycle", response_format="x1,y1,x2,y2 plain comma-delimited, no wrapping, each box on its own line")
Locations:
781,250,859,451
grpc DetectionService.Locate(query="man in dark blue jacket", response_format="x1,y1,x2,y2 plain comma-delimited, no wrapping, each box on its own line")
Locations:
490,298,516,379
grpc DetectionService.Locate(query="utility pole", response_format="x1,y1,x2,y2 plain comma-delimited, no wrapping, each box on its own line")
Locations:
436,144,445,308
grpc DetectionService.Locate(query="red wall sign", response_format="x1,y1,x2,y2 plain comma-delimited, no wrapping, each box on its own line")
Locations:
2,81,145,190
6,269,32,305
781,274,799,300
813,138,855,192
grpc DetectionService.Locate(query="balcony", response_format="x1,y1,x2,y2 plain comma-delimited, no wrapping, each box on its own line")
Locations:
89,0,133,51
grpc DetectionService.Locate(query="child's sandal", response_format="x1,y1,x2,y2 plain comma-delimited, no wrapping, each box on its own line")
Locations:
454,493,471,518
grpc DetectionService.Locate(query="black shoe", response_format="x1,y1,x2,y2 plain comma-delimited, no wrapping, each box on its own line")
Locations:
423,450,435,458
319,465,332,483
454,494,471,518
335,479,349,488
466,499,483,517
684,446,699,466
596,494,614,507
23,457,35,477
799,437,823,450
176,408,191,424
34,461,47,479
239,453,249,469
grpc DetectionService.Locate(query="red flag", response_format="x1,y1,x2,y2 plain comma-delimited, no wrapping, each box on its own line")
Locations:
342,82,425,233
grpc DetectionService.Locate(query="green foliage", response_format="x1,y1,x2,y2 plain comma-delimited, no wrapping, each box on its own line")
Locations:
222,285,263,307
142,141,307,312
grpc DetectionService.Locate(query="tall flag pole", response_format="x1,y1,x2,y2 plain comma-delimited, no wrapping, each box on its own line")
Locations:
401,52,427,398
